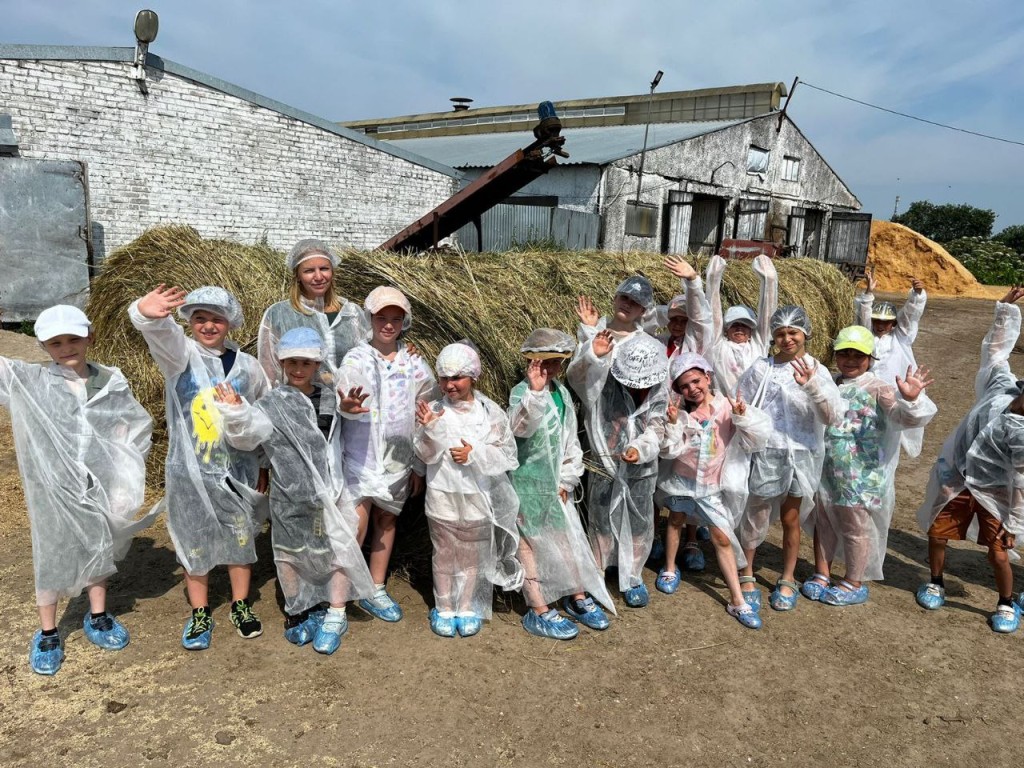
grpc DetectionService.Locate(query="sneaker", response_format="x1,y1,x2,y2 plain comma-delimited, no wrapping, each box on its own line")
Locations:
429,608,457,638
359,587,403,623
681,543,705,572
990,603,1021,634
29,630,64,676
655,567,681,594
455,614,483,638
623,583,650,608
648,537,666,564
820,581,869,606
562,596,610,631
800,574,831,601
726,602,762,630
82,612,130,650
230,599,263,639
312,609,348,654
522,609,579,640
915,582,945,611
182,607,214,651
283,612,314,646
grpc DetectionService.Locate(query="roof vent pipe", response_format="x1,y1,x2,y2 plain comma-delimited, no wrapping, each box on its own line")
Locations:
450,97,473,112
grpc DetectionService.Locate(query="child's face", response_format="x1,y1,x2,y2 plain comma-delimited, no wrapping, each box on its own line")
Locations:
440,375,474,402
726,322,753,344
674,369,711,407
626,385,650,405
613,294,645,324
189,310,230,350
42,333,92,376
538,358,565,380
371,306,406,347
773,327,806,357
872,319,896,337
281,357,319,390
835,349,871,378
667,314,688,339
296,257,334,300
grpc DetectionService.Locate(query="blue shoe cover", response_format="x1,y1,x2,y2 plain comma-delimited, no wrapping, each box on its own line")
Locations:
455,614,483,637
312,611,348,654
727,602,762,630
769,580,800,611
800,574,830,601
83,613,130,650
562,597,610,630
990,604,1021,634
359,589,403,622
696,526,712,542
429,609,457,638
623,583,650,608
681,544,705,572
29,630,64,676
181,611,214,651
915,582,945,610
284,614,315,646
655,568,681,594
522,609,579,640
820,582,869,606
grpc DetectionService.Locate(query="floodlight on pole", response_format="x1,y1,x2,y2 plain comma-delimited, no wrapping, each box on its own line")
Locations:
634,69,664,205
132,9,159,94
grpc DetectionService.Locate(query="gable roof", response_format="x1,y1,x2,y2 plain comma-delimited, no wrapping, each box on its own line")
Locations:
0,44,459,179
387,118,755,168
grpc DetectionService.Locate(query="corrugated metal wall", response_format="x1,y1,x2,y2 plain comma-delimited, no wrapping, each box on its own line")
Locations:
456,204,599,251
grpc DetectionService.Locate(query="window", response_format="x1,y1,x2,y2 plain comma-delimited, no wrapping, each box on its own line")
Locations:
782,155,801,182
746,145,770,175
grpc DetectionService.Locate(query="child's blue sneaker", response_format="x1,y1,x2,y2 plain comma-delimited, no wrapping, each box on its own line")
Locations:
739,576,762,611
562,596,610,630
29,630,64,676
769,579,800,611
623,583,650,608
429,609,457,638
915,582,945,610
681,543,705,572
800,574,831,602
727,602,762,630
283,612,316,646
359,587,403,623
455,614,483,637
820,581,869,606
990,603,1021,634
312,610,348,654
647,537,666,564
83,612,130,650
522,609,579,640
655,567,681,594
696,526,711,542
181,608,213,651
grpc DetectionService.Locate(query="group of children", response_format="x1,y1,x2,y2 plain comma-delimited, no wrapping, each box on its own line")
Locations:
7,239,1024,677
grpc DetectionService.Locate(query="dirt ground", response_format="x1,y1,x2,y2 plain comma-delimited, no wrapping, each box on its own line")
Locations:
1,295,1022,768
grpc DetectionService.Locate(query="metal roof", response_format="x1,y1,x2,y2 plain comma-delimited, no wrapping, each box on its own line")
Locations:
387,118,755,168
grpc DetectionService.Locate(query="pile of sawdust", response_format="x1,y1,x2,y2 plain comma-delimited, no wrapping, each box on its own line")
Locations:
867,221,1004,298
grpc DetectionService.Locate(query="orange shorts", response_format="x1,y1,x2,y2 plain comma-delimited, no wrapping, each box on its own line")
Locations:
928,490,1016,551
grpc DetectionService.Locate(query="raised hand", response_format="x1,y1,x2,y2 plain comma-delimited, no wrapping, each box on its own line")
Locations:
137,284,187,319
911,278,925,293
416,399,442,426
450,439,473,465
621,447,640,464
864,266,877,293
592,329,615,358
896,365,934,401
340,385,370,414
213,380,241,405
576,295,600,327
405,342,421,357
664,254,697,281
791,357,816,386
558,487,569,504
999,286,1024,305
666,400,679,425
726,391,747,416
526,358,548,392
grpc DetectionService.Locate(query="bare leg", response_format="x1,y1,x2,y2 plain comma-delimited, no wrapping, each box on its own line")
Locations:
927,536,948,580
684,524,698,545
663,511,684,573
709,528,745,607
779,494,802,595
368,506,397,585
354,499,372,547
227,564,251,603
990,546,1014,600
518,539,550,613
37,603,58,632
184,571,210,608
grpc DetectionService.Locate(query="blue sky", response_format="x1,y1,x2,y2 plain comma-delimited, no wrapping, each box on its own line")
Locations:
5,0,1024,231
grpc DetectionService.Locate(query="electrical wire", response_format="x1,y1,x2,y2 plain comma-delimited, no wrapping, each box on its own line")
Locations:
800,81,1024,148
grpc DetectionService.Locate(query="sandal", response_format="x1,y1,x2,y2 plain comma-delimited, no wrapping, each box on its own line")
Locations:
800,573,831,601
739,576,761,612
769,579,801,611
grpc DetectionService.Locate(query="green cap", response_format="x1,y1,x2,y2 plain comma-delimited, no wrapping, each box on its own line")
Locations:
833,325,875,356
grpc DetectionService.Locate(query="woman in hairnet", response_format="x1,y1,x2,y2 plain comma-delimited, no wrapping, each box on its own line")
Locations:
704,253,778,396
338,287,439,623
567,330,669,608
214,327,375,654
508,328,615,639
855,268,929,457
257,239,367,386
806,325,935,606
130,284,270,650
735,305,841,612
916,288,1024,633
413,343,523,638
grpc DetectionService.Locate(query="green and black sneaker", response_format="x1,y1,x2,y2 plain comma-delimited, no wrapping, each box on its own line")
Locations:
182,606,214,650
230,599,263,639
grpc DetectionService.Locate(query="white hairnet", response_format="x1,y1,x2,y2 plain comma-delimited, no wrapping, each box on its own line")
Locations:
724,305,757,328
669,351,714,382
610,333,668,389
178,286,244,329
769,305,811,338
287,238,340,270
521,328,576,359
615,275,654,309
277,327,326,361
435,343,482,379
364,286,413,331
